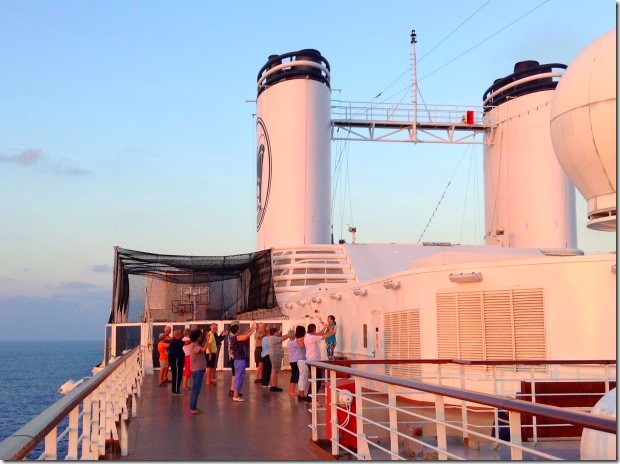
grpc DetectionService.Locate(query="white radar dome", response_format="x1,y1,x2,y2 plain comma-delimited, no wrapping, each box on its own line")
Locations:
580,388,616,460
550,29,616,231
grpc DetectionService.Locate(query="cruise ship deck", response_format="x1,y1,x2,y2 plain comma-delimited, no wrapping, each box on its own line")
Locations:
122,372,329,461
0,347,615,461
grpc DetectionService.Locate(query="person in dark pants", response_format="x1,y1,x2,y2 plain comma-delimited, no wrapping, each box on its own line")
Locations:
229,323,257,402
211,326,227,380
167,329,185,395
189,329,208,414
261,328,273,388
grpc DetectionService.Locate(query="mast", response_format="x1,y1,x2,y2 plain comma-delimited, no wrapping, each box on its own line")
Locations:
411,29,418,142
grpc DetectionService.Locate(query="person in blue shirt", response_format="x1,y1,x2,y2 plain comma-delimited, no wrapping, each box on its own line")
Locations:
320,315,337,360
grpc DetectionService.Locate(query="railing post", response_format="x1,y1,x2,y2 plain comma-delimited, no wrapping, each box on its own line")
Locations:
66,405,79,460
106,377,119,445
120,419,128,457
508,411,523,460
81,393,93,460
329,369,339,457
434,395,448,460
44,427,57,460
131,376,139,418
98,383,107,458
354,376,372,460
92,387,102,458
459,365,469,444
387,384,399,460
310,364,318,442
530,366,538,445
491,365,500,450
605,364,610,393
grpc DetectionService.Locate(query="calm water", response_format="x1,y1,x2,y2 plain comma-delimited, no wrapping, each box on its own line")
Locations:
0,340,103,456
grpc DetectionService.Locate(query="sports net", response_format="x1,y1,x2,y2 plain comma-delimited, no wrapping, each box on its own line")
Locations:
108,247,278,323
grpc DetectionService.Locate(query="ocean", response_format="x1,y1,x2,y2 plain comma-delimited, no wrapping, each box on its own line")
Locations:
0,340,103,458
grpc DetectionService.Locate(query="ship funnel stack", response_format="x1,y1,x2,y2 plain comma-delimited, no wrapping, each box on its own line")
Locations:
482,61,577,249
550,29,616,232
255,49,332,250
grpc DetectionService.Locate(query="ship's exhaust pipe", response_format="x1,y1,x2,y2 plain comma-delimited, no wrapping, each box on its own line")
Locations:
255,50,332,250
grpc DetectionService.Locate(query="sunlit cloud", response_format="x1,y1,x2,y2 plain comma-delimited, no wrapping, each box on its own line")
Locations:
51,157,92,177
92,264,113,273
0,148,92,176
57,281,98,290
0,149,42,165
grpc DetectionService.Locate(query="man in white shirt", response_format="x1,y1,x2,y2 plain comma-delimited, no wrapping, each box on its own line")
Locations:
303,322,336,401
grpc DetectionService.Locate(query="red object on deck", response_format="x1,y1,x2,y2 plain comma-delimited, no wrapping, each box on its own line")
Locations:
325,379,357,448
466,110,475,124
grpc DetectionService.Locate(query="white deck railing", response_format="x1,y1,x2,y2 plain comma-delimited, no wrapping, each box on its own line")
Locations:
0,346,144,460
305,360,616,460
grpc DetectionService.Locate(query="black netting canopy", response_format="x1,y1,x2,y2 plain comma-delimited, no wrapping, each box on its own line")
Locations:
109,247,278,323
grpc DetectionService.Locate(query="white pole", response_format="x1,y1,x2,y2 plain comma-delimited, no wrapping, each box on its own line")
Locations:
411,29,418,142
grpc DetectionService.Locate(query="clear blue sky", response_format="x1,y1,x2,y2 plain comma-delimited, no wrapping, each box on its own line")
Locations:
0,0,615,340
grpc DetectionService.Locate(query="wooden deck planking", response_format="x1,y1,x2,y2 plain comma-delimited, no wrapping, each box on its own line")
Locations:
122,371,330,461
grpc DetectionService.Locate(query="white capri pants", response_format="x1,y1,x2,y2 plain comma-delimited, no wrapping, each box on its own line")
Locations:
297,359,309,393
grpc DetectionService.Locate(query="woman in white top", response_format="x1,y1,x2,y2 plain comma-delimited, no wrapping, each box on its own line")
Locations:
300,322,336,402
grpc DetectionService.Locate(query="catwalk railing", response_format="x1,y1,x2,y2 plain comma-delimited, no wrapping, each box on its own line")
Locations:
305,359,616,460
330,100,487,143
0,346,144,460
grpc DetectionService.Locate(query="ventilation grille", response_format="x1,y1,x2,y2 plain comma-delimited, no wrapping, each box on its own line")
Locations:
384,309,421,378
437,288,546,372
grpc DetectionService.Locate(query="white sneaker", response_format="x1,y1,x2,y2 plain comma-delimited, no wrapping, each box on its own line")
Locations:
232,396,245,402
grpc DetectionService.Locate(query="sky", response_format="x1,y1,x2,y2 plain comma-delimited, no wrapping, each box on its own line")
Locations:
0,0,616,340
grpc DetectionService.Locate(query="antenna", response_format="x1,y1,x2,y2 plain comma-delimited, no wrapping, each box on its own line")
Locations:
411,29,418,142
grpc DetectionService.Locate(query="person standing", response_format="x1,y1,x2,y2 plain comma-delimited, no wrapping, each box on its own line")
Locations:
266,327,289,392
228,321,239,397
260,326,273,389
205,323,219,385
303,322,336,402
229,323,256,402
167,329,185,395
253,322,267,384
189,329,208,414
157,333,170,387
181,328,192,391
287,326,305,397
320,315,338,360
212,327,227,380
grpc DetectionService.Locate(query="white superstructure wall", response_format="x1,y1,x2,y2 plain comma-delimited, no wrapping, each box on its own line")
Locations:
256,50,332,250
483,88,577,249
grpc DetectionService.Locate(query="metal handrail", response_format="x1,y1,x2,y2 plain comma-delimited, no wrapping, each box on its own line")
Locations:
307,360,616,435
324,358,616,366
0,346,143,460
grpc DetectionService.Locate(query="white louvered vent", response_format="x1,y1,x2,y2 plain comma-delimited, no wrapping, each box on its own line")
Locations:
436,288,546,371
436,293,457,359
513,288,546,362
384,309,421,378
458,291,484,361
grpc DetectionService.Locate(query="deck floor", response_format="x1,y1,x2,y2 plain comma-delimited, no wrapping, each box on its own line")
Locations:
122,370,330,461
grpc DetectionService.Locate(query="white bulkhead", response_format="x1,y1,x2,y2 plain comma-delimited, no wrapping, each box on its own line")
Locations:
256,50,332,250
482,62,577,249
